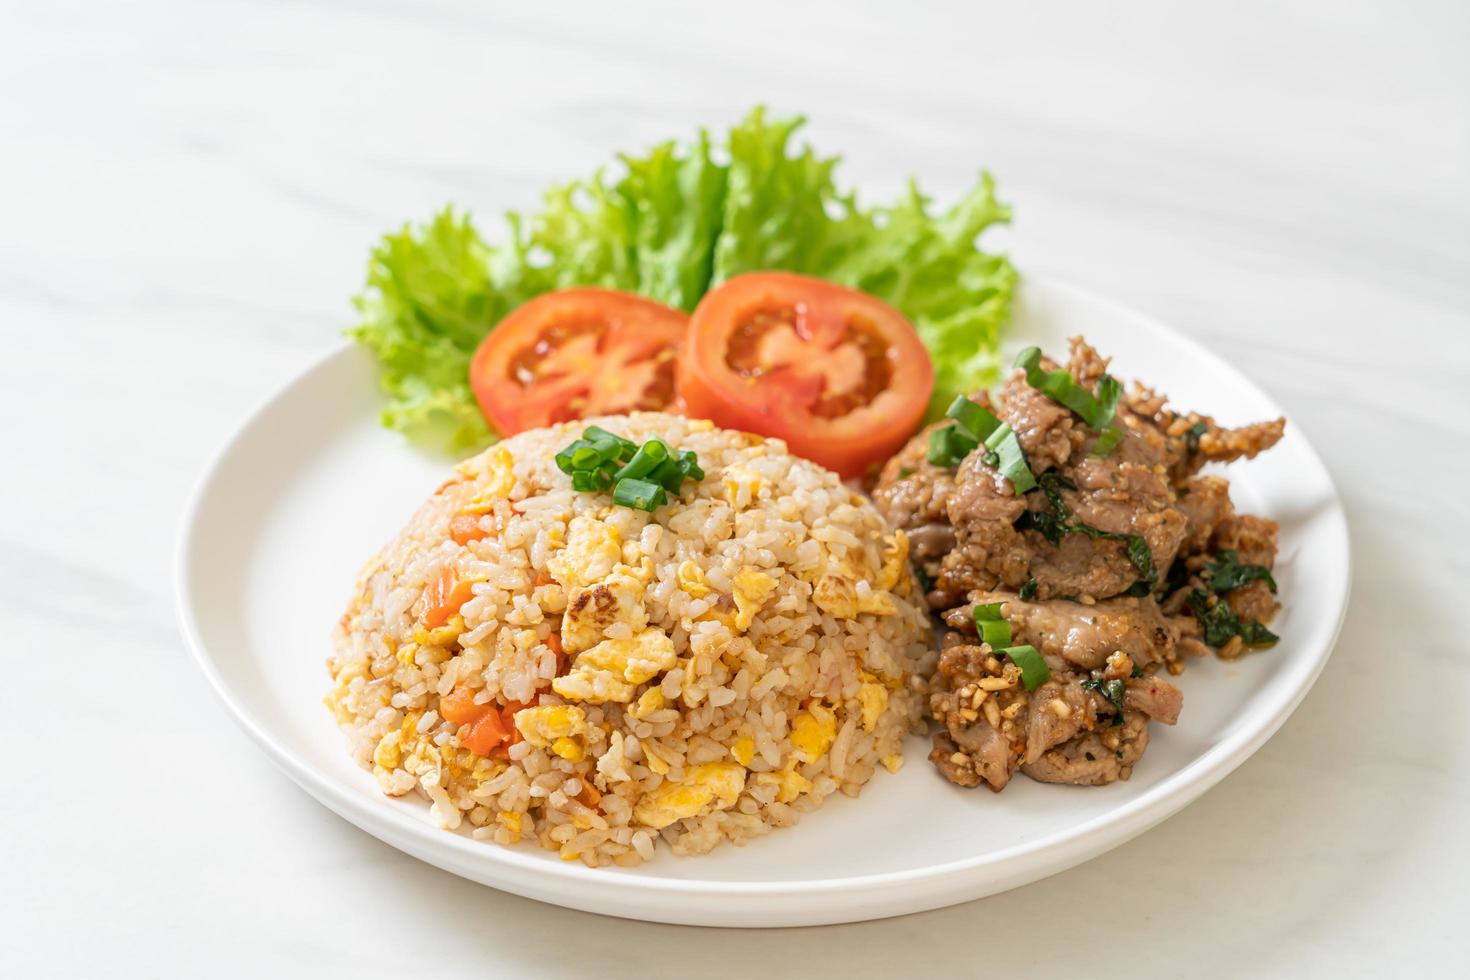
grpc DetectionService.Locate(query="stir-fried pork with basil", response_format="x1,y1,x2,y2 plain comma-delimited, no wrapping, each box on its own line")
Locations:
873,337,1285,790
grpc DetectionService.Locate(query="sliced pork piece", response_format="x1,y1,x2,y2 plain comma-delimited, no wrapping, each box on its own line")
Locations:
928,638,1029,792
1021,712,1152,785
1176,475,1235,555
928,632,1184,791
944,591,1185,672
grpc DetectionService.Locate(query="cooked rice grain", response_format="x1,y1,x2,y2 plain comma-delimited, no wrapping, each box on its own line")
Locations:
326,413,932,865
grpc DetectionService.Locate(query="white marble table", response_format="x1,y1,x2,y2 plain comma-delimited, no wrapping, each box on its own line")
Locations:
4,1,1466,975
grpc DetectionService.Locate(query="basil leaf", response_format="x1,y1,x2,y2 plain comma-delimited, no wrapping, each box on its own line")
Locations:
1080,677,1127,726
1204,549,1277,594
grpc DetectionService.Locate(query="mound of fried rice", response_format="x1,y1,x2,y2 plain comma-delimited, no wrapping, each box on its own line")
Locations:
326,413,933,866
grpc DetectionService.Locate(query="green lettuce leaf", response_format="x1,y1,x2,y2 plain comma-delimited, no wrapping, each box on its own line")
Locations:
350,107,1015,451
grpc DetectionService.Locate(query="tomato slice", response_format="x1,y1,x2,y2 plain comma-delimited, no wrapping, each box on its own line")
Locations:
676,272,933,478
469,288,688,435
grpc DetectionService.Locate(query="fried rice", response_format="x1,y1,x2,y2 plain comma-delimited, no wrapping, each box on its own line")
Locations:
325,412,933,866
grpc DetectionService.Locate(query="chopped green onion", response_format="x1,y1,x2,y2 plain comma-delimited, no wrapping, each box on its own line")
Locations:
997,644,1050,691
676,450,705,484
1014,347,1122,429
645,458,683,491
571,445,603,469
945,395,1003,441
1093,376,1122,428
612,478,666,512
971,602,1013,647
928,396,1005,469
1091,426,1125,457
926,424,978,467
558,429,702,511
982,423,1035,494
571,469,614,492
613,438,670,482
583,425,637,460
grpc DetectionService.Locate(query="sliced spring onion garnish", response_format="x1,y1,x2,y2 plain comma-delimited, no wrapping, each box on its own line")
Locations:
570,468,614,493
997,644,1050,691
611,477,666,512
928,395,1036,492
983,423,1036,494
612,438,669,481
945,395,1003,441
971,602,1013,647
1014,347,1122,430
926,424,978,467
558,428,701,511
1091,426,1125,457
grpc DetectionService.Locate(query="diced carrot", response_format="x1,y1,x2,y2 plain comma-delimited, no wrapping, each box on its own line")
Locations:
575,779,602,809
534,573,554,587
449,513,489,545
545,631,567,673
501,701,529,749
439,684,488,725
422,567,477,628
461,708,511,756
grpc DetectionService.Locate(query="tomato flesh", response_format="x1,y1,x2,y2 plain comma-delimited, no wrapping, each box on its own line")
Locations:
470,289,688,435
677,272,933,478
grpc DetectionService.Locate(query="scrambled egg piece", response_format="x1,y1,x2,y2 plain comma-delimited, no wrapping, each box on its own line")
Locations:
561,571,648,654
496,811,523,841
880,754,904,774
631,687,666,720
731,735,756,767
812,574,897,619
856,673,889,732
791,703,837,761
676,561,711,598
722,466,764,505
547,515,622,590
641,740,671,776
552,628,677,703
757,761,812,803
552,737,585,762
513,705,587,747
372,729,403,770
633,763,747,829
414,613,467,648
732,568,778,631
876,531,909,591
459,447,516,514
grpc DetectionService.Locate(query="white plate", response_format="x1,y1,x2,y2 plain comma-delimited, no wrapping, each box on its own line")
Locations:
176,277,1349,928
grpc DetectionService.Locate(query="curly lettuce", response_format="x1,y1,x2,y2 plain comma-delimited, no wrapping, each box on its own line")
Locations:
350,107,1016,450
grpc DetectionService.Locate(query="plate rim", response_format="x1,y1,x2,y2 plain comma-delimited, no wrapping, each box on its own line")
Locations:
174,275,1351,920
